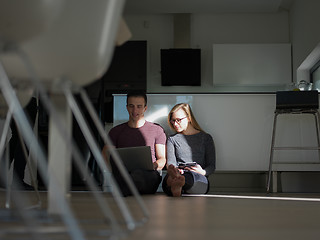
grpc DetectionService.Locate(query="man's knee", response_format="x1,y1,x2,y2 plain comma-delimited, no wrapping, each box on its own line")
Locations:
131,169,161,194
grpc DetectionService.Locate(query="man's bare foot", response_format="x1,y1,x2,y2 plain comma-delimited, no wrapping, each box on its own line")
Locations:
171,176,185,197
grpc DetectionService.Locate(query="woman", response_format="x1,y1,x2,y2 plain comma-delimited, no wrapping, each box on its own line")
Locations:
162,103,216,197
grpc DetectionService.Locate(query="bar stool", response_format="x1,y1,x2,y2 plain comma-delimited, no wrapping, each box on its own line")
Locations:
267,90,320,192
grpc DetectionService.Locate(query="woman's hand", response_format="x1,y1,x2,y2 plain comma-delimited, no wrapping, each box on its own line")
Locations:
185,164,206,176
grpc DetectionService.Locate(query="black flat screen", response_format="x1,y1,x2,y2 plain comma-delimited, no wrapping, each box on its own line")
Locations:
161,49,201,86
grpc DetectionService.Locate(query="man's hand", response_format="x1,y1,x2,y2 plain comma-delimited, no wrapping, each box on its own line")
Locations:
153,161,158,170
154,144,166,170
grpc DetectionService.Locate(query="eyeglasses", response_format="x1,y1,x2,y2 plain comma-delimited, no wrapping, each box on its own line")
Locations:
170,117,187,125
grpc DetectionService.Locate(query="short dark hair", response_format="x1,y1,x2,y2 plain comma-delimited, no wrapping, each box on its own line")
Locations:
126,90,147,106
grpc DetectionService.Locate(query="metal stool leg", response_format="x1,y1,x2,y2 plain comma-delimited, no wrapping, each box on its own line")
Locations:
314,111,320,161
267,112,278,193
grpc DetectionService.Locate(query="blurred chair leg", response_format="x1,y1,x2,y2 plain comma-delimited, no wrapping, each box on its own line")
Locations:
63,84,141,230
15,118,42,208
0,62,86,240
79,87,150,221
15,48,127,237
0,105,14,208
41,92,124,235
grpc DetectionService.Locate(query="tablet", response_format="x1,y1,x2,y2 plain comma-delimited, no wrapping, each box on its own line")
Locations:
178,162,197,169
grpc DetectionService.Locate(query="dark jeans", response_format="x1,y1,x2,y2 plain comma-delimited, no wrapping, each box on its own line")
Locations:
112,168,162,197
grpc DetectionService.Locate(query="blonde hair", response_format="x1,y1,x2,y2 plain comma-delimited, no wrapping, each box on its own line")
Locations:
168,103,204,132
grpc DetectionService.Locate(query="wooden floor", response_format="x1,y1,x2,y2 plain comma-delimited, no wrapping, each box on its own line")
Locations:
1,190,320,240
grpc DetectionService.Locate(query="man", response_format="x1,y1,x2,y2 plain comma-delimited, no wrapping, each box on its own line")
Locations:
102,91,166,196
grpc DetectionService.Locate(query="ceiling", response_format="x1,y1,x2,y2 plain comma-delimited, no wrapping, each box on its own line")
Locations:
123,0,294,14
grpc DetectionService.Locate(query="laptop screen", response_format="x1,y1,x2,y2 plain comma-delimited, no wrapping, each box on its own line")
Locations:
112,146,154,172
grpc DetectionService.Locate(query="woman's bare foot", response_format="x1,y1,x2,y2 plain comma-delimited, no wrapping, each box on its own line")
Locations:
166,164,185,197
171,176,185,197
166,164,180,186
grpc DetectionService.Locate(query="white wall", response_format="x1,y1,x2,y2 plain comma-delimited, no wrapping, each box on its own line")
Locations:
124,12,290,93
212,43,291,87
290,0,320,82
114,94,320,171
119,7,320,171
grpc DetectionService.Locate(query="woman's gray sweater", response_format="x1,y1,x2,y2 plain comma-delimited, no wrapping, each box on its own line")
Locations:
166,131,216,176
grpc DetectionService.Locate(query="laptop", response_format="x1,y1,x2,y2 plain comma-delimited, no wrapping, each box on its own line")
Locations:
113,146,154,172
